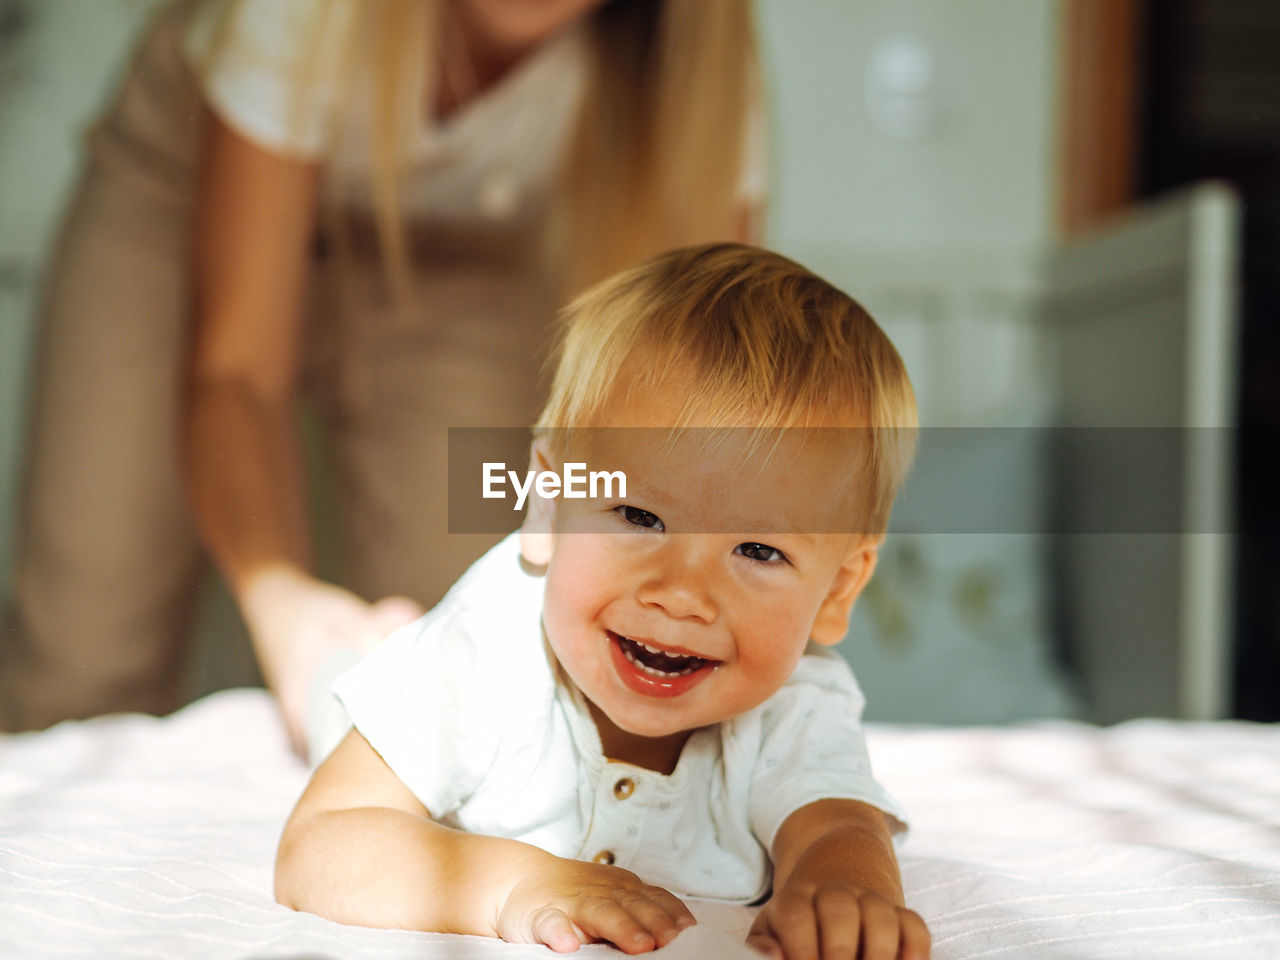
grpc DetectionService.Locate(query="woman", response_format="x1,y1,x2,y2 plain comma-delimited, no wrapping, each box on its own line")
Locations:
0,0,762,753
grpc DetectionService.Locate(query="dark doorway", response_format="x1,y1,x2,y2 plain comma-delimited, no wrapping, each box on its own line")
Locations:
1140,0,1280,720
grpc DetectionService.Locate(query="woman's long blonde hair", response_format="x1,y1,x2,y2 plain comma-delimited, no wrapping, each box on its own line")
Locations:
205,0,759,300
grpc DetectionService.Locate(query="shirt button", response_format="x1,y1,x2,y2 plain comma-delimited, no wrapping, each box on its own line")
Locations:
613,777,636,800
592,850,616,865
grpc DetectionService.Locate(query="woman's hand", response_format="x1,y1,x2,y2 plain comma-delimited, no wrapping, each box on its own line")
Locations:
241,566,423,753
746,881,930,960
496,856,696,954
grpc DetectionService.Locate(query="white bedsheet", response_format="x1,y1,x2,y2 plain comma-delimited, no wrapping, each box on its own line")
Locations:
1,689,1277,959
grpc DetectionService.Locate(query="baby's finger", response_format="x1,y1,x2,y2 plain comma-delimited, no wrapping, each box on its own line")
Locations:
645,885,698,931
855,896,901,960
897,908,932,960
745,931,785,959
763,896,820,960
614,888,692,948
813,887,862,960
529,907,588,954
571,897,657,955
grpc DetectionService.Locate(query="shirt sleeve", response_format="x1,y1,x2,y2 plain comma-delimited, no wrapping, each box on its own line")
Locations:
748,650,907,850
183,0,354,157
331,609,500,818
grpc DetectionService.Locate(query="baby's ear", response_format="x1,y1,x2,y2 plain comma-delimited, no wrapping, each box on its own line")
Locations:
810,537,882,646
518,437,556,567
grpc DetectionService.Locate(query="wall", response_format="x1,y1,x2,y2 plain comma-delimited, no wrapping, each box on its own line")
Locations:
756,0,1062,428
757,0,1059,257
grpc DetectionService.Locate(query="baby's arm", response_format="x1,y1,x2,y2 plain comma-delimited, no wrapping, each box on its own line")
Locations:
275,729,695,953
746,799,930,960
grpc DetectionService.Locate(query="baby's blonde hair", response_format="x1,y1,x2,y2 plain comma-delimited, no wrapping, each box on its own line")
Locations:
535,244,918,532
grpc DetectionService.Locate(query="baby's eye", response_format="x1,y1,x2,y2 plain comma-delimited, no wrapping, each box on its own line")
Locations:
735,542,787,564
616,505,664,531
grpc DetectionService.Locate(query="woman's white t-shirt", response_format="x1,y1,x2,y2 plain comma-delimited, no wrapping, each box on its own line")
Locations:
183,0,763,216
184,0,592,219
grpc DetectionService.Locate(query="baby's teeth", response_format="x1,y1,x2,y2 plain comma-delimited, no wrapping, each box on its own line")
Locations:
641,640,694,662
620,640,702,677
614,634,706,680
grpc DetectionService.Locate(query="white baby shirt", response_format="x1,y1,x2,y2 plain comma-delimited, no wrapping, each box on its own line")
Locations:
333,534,906,905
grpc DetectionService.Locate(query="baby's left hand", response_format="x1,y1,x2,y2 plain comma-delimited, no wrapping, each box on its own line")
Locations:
745,880,930,960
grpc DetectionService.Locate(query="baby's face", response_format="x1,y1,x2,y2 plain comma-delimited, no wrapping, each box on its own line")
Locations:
530,383,878,743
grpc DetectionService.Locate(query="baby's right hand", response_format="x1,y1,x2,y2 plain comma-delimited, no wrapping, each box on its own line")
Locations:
496,855,696,954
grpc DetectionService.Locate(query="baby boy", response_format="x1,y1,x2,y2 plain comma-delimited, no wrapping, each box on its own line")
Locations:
275,244,929,960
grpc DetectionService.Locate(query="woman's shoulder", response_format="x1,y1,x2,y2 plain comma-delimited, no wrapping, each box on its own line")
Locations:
185,0,352,64
183,0,356,157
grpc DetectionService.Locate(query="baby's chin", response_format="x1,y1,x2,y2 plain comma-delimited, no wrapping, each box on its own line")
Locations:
586,696,706,751
613,714,698,739
592,677,779,741
602,699,736,742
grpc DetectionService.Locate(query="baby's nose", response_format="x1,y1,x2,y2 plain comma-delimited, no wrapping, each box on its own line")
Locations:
634,548,718,623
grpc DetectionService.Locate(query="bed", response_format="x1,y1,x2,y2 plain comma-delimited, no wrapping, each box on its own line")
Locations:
2,687,1277,959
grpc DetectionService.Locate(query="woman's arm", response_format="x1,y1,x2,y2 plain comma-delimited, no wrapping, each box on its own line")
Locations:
185,110,421,749
278,729,695,951
187,108,318,588
746,799,931,960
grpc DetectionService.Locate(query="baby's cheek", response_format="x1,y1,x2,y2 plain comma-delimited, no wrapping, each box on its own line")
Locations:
738,614,812,676
543,559,603,640
541,573,577,639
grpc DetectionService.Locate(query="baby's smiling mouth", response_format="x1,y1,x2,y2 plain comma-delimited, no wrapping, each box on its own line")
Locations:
607,630,713,677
